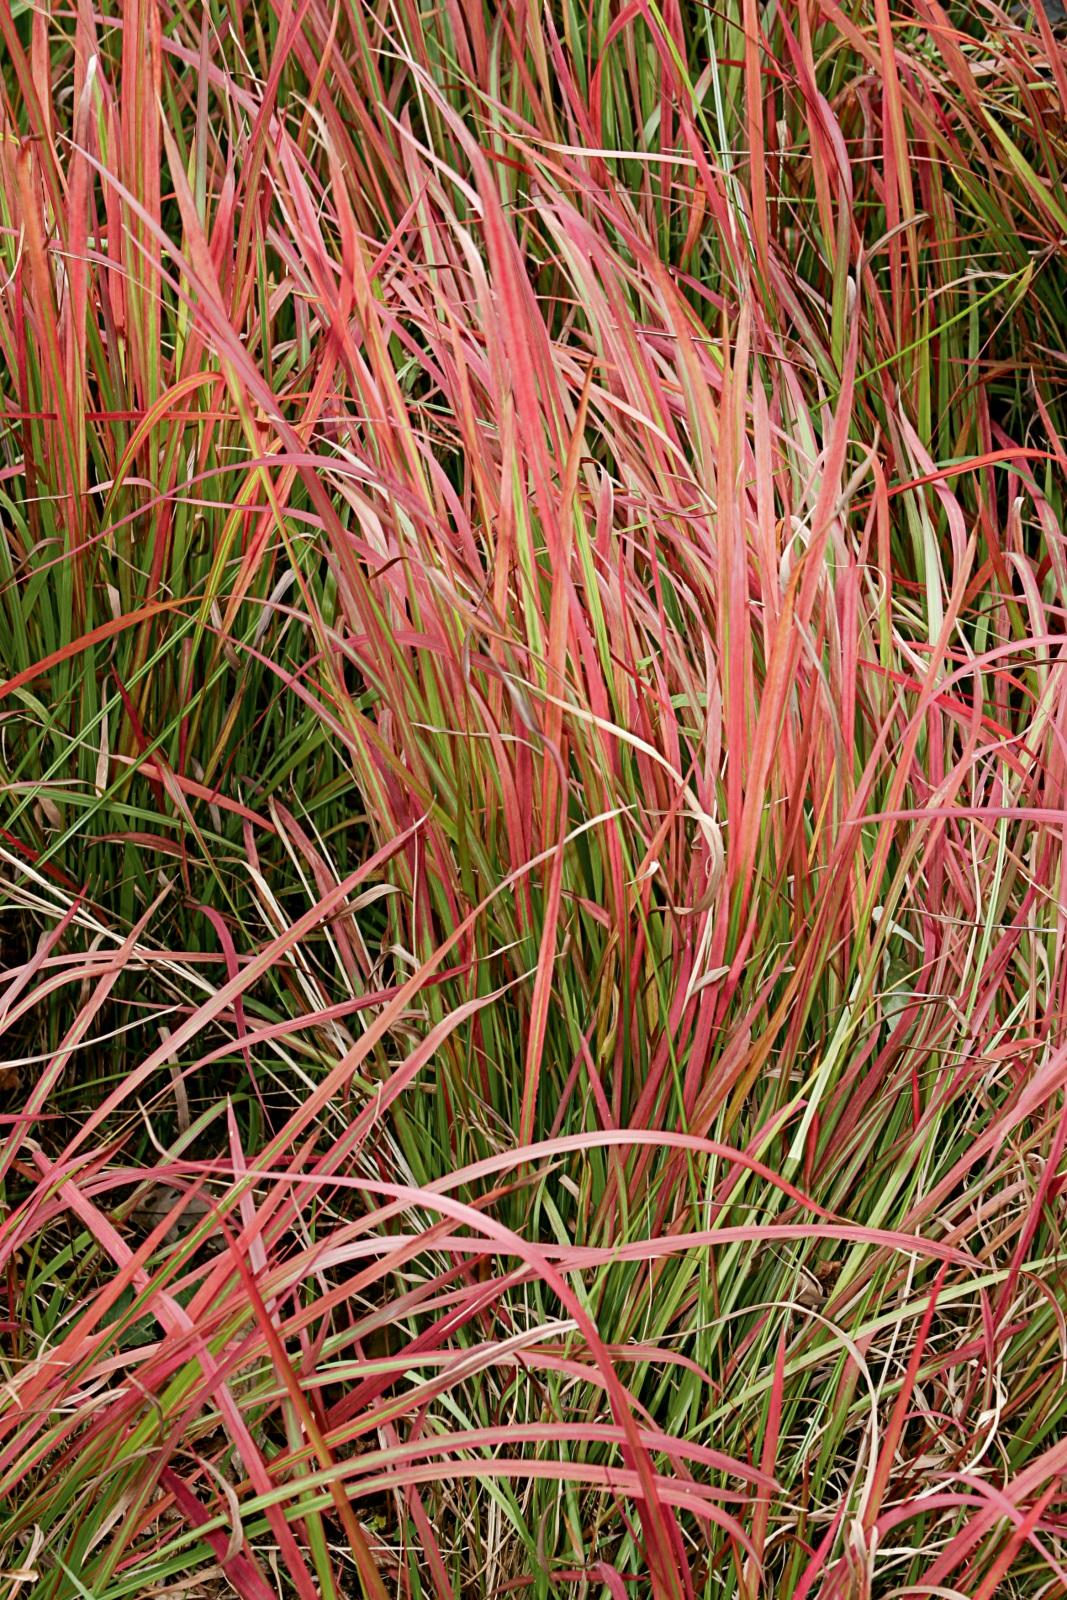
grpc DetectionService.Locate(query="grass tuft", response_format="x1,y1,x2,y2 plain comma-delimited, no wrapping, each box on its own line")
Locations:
1,1,1067,1595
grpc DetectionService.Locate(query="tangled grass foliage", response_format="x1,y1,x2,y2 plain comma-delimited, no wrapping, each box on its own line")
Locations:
1,0,1067,1595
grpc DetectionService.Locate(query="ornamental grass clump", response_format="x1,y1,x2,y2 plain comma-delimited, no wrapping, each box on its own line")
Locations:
1,1,1067,1595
